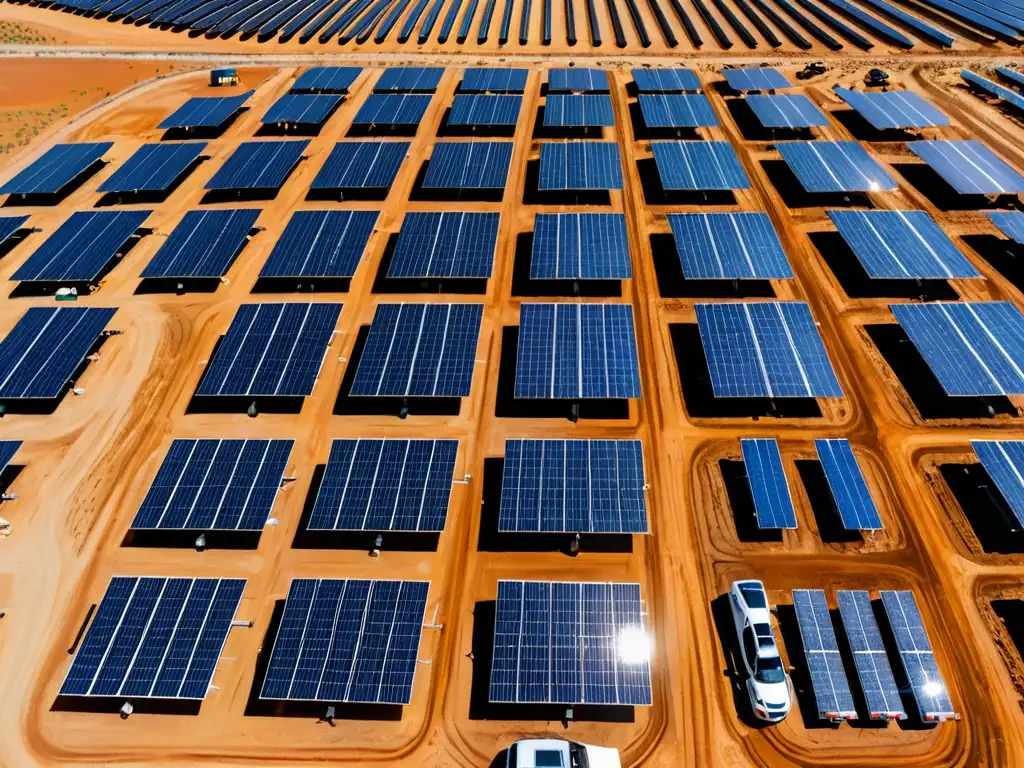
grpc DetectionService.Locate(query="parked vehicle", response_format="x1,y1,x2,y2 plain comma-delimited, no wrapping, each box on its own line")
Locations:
505,739,621,768
729,580,793,722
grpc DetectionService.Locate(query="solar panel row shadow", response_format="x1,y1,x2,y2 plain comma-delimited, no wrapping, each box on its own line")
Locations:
204,140,309,191
792,589,857,720
158,92,253,130
388,211,498,278
0,142,112,196
531,212,631,280
98,142,206,194
668,212,791,279
833,87,949,129
310,141,409,191
142,208,260,279
651,141,749,191
422,142,513,189
638,94,719,129
971,439,1024,529
741,438,797,529
262,210,378,279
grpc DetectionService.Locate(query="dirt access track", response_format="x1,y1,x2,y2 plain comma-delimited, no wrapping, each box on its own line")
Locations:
1,40,1024,768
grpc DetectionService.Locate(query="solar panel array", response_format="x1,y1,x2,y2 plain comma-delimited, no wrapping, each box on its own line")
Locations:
489,580,652,705
961,69,1024,115
158,92,253,130
260,578,429,703
374,67,444,93
909,140,1024,195
352,94,433,126
632,68,701,93
997,67,1024,90
776,141,897,193
531,213,631,280
836,590,906,720
460,68,529,93
308,438,458,531
98,142,205,194
722,67,792,92
651,141,750,190
890,301,1024,396
971,440,1024,529
261,210,378,279
741,438,797,529
814,439,883,530
142,209,259,279
388,212,498,278
828,210,979,280
204,140,308,191
499,439,648,533
292,67,362,93
832,87,949,129
637,94,719,129
310,141,409,191
539,142,623,190
746,95,829,129
0,142,111,196
544,95,615,127
448,95,522,126
422,142,513,189
792,589,857,720
197,303,342,397
667,212,792,280
131,439,293,530
261,93,344,126
696,302,843,399
548,68,609,93
0,215,28,247
61,576,245,699
515,303,642,399
989,211,1024,244
350,303,483,397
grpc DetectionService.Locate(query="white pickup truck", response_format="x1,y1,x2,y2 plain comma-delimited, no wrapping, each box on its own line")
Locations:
506,739,621,768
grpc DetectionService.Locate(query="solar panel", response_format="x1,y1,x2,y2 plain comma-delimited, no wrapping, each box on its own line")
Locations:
261,94,343,126
832,87,949,129
310,141,409,191
499,439,648,533
515,303,641,399
961,69,1024,115
260,578,429,703
722,67,791,92
637,94,719,129
792,589,857,720
350,303,483,397
0,440,20,473
97,142,205,194
836,590,905,720
740,439,797,529
292,67,362,93
632,68,701,93
828,210,979,280
879,590,955,721
60,576,245,699
746,95,829,129
0,142,111,196
197,303,342,397
204,140,308,192
388,212,498,278
531,213,631,280
971,439,1024,530
696,302,843,398
489,580,652,705
777,141,897,193
650,141,750,191
544,95,615,127
158,91,253,130
988,211,1024,244
261,210,378,279
131,439,293,530
142,209,259,279
547,68,609,93
374,67,444,93
814,439,883,530
351,94,433,126
909,140,1024,195
538,142,623,190
667,212,792,280
448,95,522,127
890,301,1024,396
0,215,28,247
997,66,1024,91
13,210,149,283
422,142,513,189
308,439,458,531
460,67,529,93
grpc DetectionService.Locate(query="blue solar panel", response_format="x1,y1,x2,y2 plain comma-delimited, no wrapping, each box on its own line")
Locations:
548,68,609,93
988,211,1024,244
158,91,253,130
131,439,293,530
696,302,843,398
260,578,429,703
292,67,362,93
746,94,829,129
544,95,615,127
650,141,750,191
460,67,529,93
261,210,378,279
500,439,648,533
374,67,444,93
98,142,205,194
777,141,897,193
489,580,652,705
308,439,457,531
352,94,433,126
632,68,701,93
832,87,949,130
422,142,513,189
793,589,856,720
856,0,952,46
910,140,1024,195
836,590,905,720
637,94,719,128
197,303,342,397
0,215,29,247
0,142,111,196
310,141,409,191
204,141,308,191
891,301,1024,396
14,210,149,283
0,440,20,473
997,67,1024,91
814,439,883,530
261,93,343,126
142,209,259,279
351,303,483,397
388,212,498,278
60,576,245,699
722,67,791,92
668,212,792,280
962,69,1024,115
531,213,630,280
538,142,622,190
828,210,979,280
741,438,797,529
449,94,522,126
972,440,1024,529
515,303,641,399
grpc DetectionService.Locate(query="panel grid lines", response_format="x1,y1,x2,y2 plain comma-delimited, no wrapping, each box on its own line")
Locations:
388,212,498,278
668,212,791,279
793,589,856,720
531,213,631,280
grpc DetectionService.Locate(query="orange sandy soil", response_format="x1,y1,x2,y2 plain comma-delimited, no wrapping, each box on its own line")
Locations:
1,58,1024,768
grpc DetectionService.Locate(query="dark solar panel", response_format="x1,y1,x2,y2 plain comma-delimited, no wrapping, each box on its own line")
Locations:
544,95,615,127
308,439,458,531
909,140,1024,195
741,438,797,529
989,211,1024,244
972,439,1024,529
833,87,949,129
422,142,513,189
538,142,623,190
388,211,498,278
374,67,445,93
547,68,609,93
204,140,309,191
292,67,362,93
460,67,529,93
142,208,259,279
448,94,522,126
0,440,19,475
261,93,343,126
637,94,719,128
650,141,750,191
310,141,409,191
815,438,883,530
261,210,378,278
746,94,829,129
531,212,631,279
98,142,205,194
351,94,433,126
777,141,897,193
158,91,253,130
632,68,701,93
668,212,791,279
722,67,791,92
836,590,906,720
0,215,29,247
0,142,111,196
793,589,857,721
